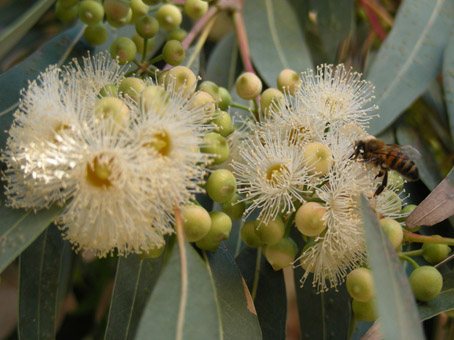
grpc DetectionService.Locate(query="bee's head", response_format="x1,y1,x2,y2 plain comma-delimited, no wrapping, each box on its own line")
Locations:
350,140,366,159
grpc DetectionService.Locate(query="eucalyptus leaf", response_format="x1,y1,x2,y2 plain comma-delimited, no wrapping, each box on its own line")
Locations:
0,204,63,274
135,240,221,340
206,246,262,340
360,195,425,340
418,272,454,321
206,33,239,89
443,30,454,138
104,253,165,340
18,225,71,340
0,23,86,150
243,0,313,87
366,0,454,135
236,247,286,340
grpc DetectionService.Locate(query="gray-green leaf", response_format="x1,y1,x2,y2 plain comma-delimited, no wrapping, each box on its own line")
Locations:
443,30,454,137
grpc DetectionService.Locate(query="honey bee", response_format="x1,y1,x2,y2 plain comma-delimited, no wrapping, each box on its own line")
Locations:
350,137,419,196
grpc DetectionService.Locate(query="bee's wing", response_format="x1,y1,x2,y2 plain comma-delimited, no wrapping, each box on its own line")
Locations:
381,144,421,160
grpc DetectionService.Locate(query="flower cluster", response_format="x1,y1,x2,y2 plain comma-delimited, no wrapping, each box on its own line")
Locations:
2,53,213,257
232,64,409,292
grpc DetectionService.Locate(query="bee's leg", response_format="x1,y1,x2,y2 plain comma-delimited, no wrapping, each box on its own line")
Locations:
374,170,388,196
374,170,384,179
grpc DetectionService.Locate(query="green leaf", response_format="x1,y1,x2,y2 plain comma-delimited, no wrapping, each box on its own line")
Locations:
0,23,86,150
366,0,454,135
206,245,262,340
0,204,63,274
135,240,221,340
18,225,72,339
0,0,56,60
360,194,425,340
443,31,454,137
418,273,454,321
206,33,239,89
309,0,354,63
182,46,200,77
236,247,286,340
104,253,165,340
243,0,313,87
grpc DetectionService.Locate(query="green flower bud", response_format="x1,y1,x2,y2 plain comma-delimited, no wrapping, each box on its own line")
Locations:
260,88,284,117
181,204,211,242
83,22,108,46
130,0,149,23
184,0,208,19
422,236,451,264
104,0,131,27
119,77,146,102
277,68,301,95
78,0,104,25
94,97,130,127
190,91,215,119
160,66,197,97
263,237,297,270
388,170,404,191
196,211,232,252
221,193,245,220
218,87,232,110
58,0,78,9
140,85,169,113
295,202,327,237
143,0,161,4
135,15,159,39
199,81,221,103
110,37,137,64
352,299,377,322
156,4,182,31
381,190,402,215
167,28,188,42
303,142,333,176
212,110,234,137
379,218,403,250
206,169,236,203
409,266,443,301
346,268,375,302
56,2,79,22
201,132,230,165
256,217,285,245
163,40,186,66
141,245,165,259
235,72,262,100
98,84,118,98
241,220,263,248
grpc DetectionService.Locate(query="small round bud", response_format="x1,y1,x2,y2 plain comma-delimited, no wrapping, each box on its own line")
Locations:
140,85,169,113
206,169,236,203
130,0,149,23
379,218,403,250
398,204,417,224
388,170,404,191
241,220,263,248
277,68,301,95
263,237,297,270
218,87,232,110
83,22,108,46
184,0,208,19
160,66,197,97
135,15,159,39
201,132,230,165
352,299,377,322
221,194,245,220
141,245,165,259
295,202,327,237
256,217,285,245
212,110,234,137
167,28,188,42
58,0,78,8
98,84,118,98
236,72,262,100
422,237,451,264
56,2,79,22
181,204,211,242
346,268,375,302
78,0,104,25
163,40,186,66
409,266,443,301
199,81,221,102
143,0,161,4
303,142,333,176
110,37,137,64
260,88,284,117
132,34,153,57
156,4,182,31
190,91,215,120
196,211,232,252
380,190,402,215
94,97,130,127
104,0,132,27
119,77,146,102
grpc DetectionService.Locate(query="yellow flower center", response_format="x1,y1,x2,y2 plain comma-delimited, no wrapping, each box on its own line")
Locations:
266,163,287,186
144,129,171,156
86,156,113,188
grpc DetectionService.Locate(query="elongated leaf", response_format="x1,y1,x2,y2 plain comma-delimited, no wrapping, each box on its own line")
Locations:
360,195,425,340
0,204,63,273
135,241,221,340
443,31,454,137
206,245,262,340
309,0,354,63
418,273,454,321
366,0,454,135
406,167,454,228
236,247,286,340
243,0,313,86
206,33,239,89
104,253,165,340
18,225,71,340
0,23,85,150
0,0,56,60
